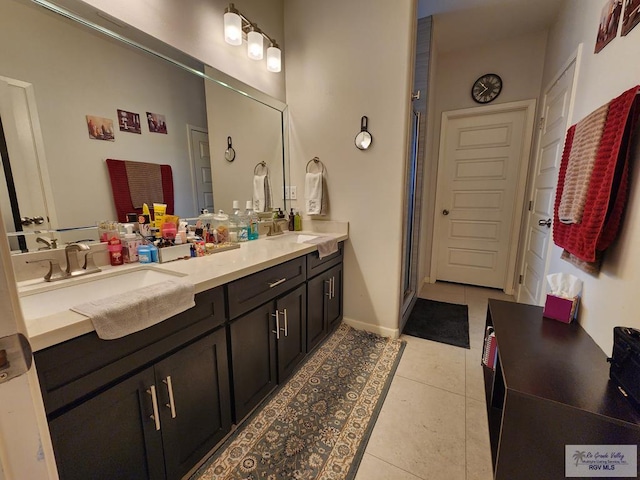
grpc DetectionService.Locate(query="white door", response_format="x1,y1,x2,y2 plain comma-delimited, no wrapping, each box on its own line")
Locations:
0,77,55,252
188,126,213,214
0,213,58,478
433,101,536,291
518,49,581,305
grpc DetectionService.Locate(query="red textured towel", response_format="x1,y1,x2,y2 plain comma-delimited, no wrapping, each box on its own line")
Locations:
553,85,640,264
106,159,174,222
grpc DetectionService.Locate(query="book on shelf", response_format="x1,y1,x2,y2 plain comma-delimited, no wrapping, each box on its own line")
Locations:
482,328,498,369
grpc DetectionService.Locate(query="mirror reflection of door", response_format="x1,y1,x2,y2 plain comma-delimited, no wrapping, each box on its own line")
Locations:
188,126,213,214
0,77,53,252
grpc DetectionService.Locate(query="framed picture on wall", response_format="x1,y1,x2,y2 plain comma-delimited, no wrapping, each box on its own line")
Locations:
86,115,115,141
621,0,640,35
117,109,141,134
595,0,623,53
146,112,167,134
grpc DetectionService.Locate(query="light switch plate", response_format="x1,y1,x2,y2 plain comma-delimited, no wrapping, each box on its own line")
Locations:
290,186,297,200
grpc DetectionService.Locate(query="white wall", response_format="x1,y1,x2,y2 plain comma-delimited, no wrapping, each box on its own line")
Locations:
421,29,548,278
0,1,207,227
541,0,640,354
70,0,286,102
284,0,415,336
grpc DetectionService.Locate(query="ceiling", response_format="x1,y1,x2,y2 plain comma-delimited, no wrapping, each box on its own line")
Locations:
418,0,564,53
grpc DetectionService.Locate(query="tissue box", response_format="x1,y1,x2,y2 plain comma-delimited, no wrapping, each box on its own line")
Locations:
543,294,579,323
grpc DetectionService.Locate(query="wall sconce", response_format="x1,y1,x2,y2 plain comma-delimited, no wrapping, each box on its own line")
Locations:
223,3,281,73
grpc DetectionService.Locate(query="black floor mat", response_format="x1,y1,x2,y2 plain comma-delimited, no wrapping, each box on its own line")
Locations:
403,298,470,349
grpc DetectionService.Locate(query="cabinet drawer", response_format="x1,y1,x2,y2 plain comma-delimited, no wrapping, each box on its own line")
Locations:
227,257,306,319
306,241,343,278
35,286,226,416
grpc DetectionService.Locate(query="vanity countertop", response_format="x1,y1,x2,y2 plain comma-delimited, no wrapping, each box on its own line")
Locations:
19,228,348,352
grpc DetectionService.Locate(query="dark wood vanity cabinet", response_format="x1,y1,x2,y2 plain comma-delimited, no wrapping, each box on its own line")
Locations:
228,258,307,422
306,244,343,352
35,287,232,480
483,299,640,480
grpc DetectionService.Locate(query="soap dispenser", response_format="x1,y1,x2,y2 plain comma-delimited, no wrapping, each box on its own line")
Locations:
288,208,295,231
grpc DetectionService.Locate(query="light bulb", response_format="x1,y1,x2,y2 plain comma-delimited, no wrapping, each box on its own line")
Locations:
224,11,242,46
267,44,281,73
247,30,263,60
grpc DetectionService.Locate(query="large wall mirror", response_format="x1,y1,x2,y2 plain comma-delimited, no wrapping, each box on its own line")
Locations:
0,0,287,252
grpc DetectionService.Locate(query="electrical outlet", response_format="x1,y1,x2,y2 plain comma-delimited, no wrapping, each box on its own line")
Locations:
290,186,297,200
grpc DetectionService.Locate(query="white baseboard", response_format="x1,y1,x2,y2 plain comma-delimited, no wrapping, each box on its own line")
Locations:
342,317,400,339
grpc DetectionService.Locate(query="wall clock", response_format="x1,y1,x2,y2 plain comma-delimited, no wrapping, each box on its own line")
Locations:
471,73,502,104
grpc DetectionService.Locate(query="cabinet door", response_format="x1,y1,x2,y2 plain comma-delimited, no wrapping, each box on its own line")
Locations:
327,263,343,331
307,271,330,352
156,328,231,480
49,367,165,480
276,284,307,382
230,302,277,422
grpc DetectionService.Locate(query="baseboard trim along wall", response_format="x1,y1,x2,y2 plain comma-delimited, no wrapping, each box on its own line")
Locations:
342,317,400,339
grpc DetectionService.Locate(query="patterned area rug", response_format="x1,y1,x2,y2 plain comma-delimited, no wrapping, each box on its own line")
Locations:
192,324,405,480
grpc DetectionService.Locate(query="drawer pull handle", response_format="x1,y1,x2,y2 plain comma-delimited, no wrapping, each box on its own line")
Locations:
272,311,281,340
331,276,335,299
268,278,287,288
163,376,177,419
282,309,288,336
325,279,331,298
147,385,161,431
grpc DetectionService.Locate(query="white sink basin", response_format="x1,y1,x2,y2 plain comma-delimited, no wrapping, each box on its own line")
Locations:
18,267,186,320
266,233,319,243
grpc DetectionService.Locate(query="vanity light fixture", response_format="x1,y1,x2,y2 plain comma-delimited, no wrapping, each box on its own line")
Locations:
223,3,281,73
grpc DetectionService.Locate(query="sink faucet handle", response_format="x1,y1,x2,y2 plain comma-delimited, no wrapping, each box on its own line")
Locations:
82,251,101,274
26,259,67,282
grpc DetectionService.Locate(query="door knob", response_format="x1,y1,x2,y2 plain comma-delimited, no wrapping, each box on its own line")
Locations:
538,218,552,228
442,209,450,216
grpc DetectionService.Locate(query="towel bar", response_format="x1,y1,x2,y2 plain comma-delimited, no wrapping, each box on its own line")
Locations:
306,157,325,174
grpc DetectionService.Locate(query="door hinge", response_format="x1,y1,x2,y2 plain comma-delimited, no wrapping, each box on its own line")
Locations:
528,200,533,211
538,117,545,130
0,333,32,384
518,274,523,285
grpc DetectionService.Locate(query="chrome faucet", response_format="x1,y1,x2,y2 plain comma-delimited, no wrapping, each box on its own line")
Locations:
267,218,289,236
36,236,58,250
65,243,101,277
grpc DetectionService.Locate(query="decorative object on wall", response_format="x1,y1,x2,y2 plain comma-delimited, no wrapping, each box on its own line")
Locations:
354,116,373,150
305,157,327,215
86,115,114,141
622,0,640,36
471,73,503,104
595,0,623,53
117,109,141,134
552,85,640,273
223,3,281,73
225,136,236,162
146,112,167,134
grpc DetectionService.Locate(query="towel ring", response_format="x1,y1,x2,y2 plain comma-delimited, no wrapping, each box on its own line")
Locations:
306,157,325,174
254,161,269,175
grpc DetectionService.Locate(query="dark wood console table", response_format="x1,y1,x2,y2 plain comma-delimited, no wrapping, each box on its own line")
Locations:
483,299,640,479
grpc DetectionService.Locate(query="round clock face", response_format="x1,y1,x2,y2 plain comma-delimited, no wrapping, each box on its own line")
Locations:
471,74,502,104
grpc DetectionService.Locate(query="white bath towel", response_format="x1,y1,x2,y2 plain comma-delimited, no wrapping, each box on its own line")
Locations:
305,172,325,215
72,279,195,340
253,174,272,213
304,236,338,259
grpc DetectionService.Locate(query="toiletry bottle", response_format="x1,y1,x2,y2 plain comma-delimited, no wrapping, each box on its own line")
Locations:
138,244,151,264
229,200,240,243
245,201,259,240
149,242,159,263
294,210,302,231
123,224,140,263
108,236,123,266
237,206,249,242
288,208,295,231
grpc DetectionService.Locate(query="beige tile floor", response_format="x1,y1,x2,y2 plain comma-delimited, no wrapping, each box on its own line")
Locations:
355,281,514,480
